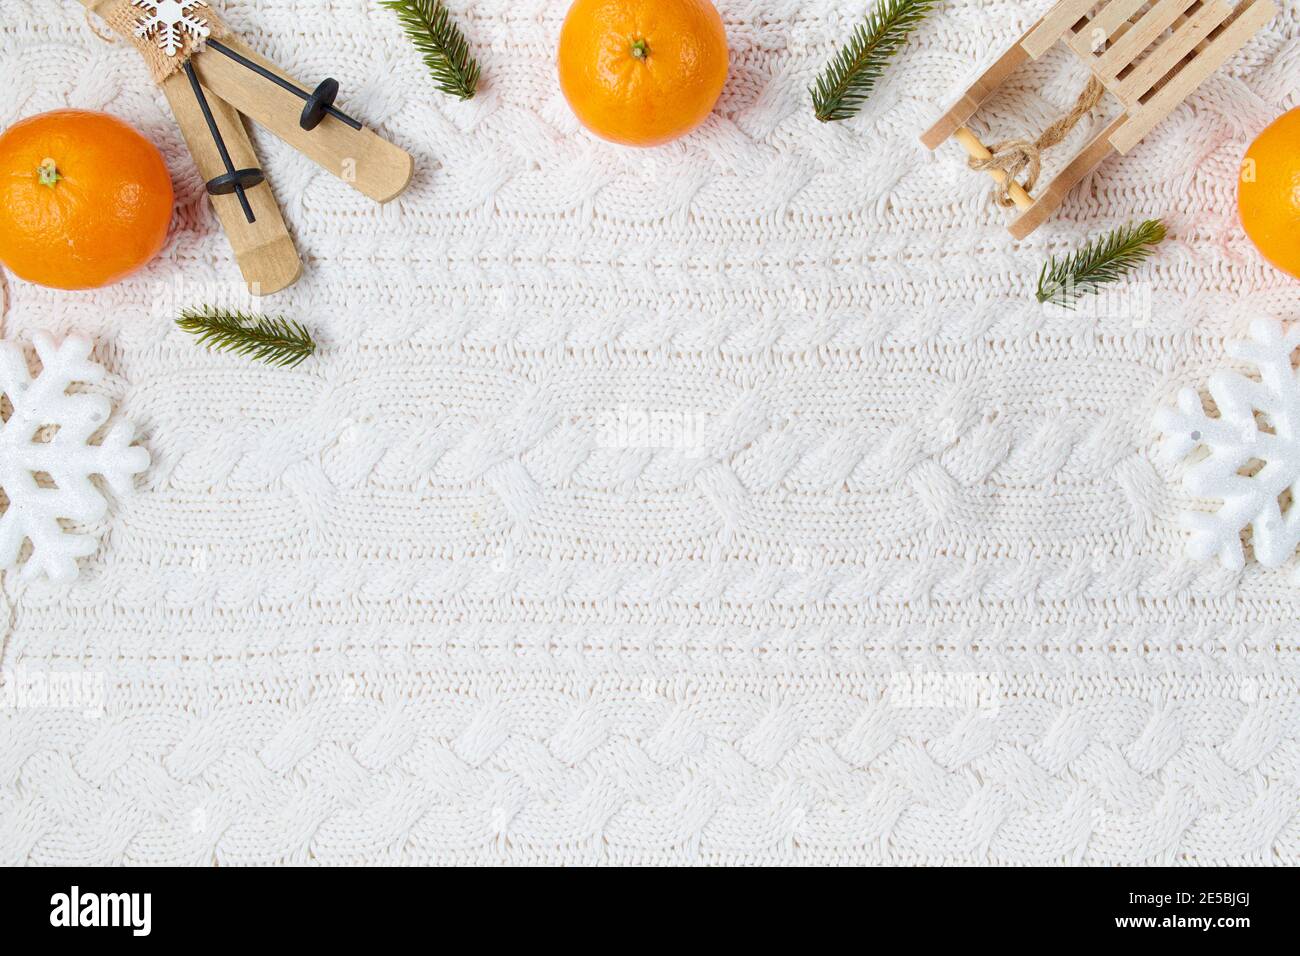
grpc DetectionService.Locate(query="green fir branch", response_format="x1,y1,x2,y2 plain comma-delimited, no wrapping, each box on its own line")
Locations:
811,0,942,123
177,308,316,368
1036,220,1168,308
382,0,480,101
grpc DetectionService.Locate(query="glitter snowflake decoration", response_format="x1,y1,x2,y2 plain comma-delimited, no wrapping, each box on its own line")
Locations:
1155,318,1300,574
0,334,150,584
133,0,210,58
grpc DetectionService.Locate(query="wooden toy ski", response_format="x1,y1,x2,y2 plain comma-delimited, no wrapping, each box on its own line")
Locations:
80,0,414,294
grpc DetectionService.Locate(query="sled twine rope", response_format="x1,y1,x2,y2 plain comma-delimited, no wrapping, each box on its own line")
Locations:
968,76,1105,207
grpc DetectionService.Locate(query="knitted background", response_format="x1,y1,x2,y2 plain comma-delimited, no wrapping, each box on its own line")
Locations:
1,0,1298,865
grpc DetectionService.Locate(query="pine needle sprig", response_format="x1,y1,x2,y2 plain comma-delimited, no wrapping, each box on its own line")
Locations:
811,0,942,123
382,0,480,101
1036,219,1168,308
177,308,317,368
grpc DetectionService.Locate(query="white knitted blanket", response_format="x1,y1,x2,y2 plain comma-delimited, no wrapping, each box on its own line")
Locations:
1,0,1298,865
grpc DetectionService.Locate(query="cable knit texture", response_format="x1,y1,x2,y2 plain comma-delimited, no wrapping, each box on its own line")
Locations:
0,0,1298,865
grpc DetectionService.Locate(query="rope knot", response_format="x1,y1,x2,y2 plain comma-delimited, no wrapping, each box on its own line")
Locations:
969,139,1041,207
968,77,1106,207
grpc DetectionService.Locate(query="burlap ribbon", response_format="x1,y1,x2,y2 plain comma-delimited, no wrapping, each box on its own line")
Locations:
85,0,230,84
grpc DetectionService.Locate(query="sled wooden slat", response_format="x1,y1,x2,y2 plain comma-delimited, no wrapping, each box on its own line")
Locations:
1110,0,1276,153
1092,0,1150,38
1066,0,1147,61
1094,0,1199,82
1022,0,1097,58
1112,1,1236,106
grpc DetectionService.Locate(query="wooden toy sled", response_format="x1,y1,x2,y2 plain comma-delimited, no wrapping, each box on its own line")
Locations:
922,0,1277,238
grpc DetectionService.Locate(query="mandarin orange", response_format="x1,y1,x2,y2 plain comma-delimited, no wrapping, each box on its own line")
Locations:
558,0,729,148
0,110,173,290
1239,107,1300,280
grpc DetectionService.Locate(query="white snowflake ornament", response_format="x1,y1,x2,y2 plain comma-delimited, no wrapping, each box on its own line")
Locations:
133,0,211,58
0,334,150,584
1155,318,1300,573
